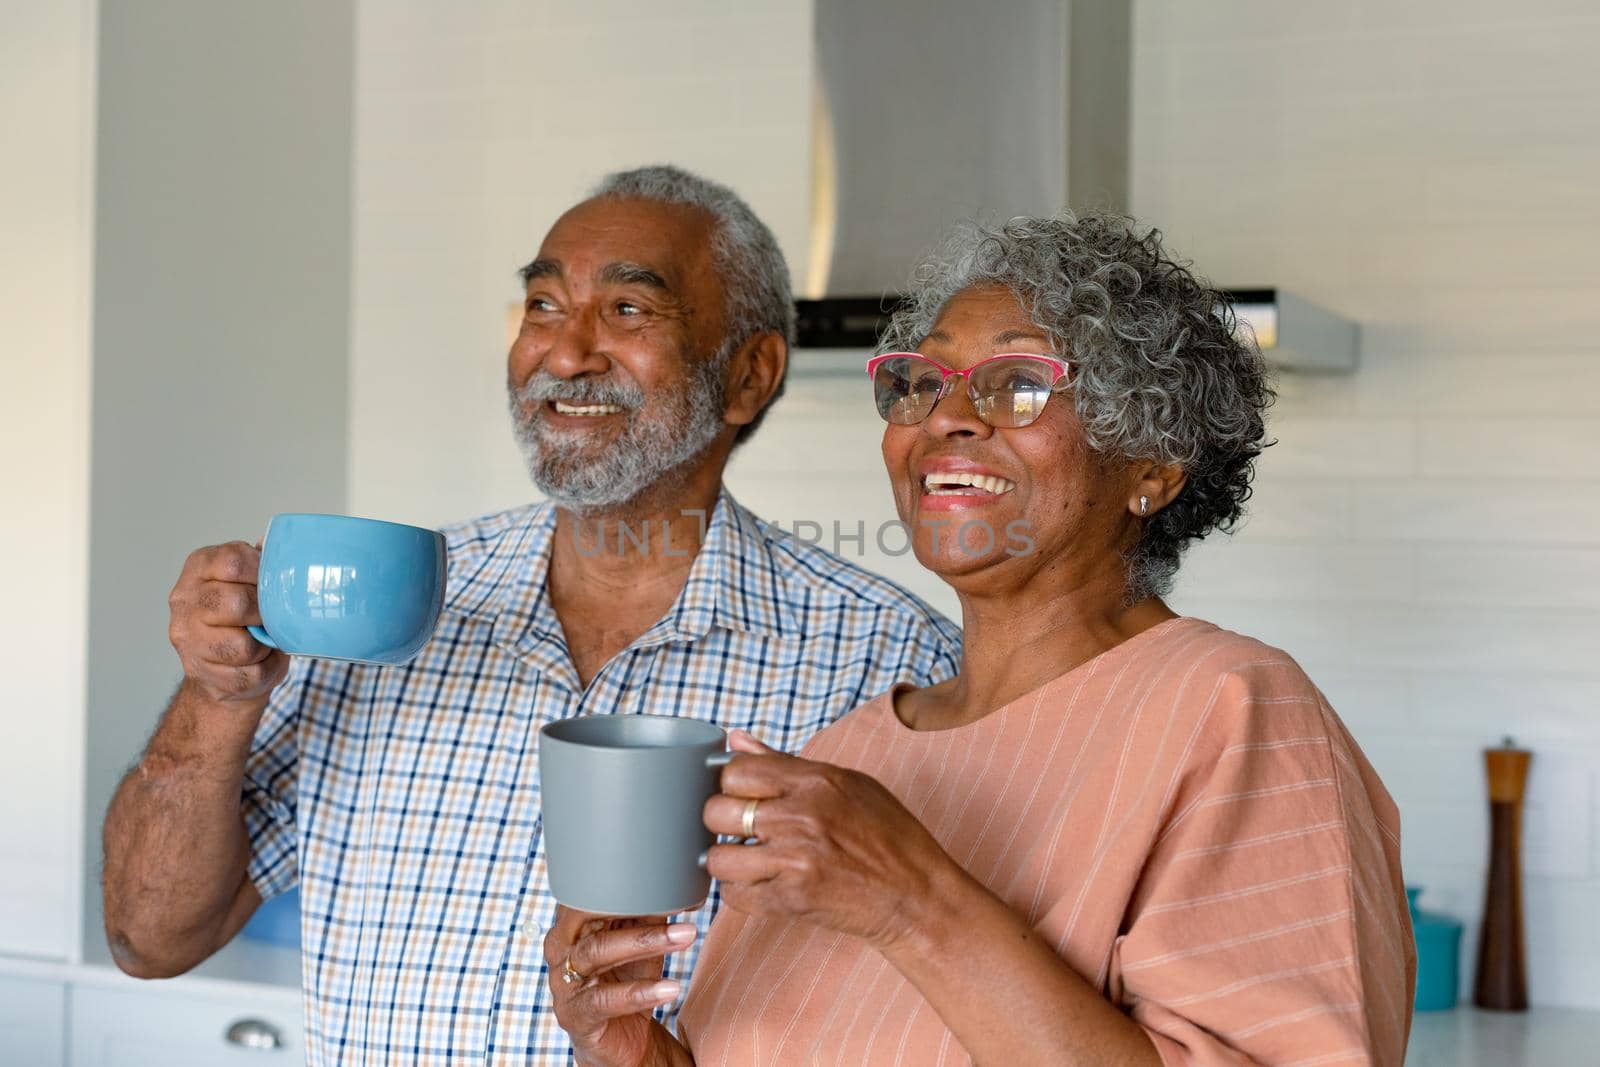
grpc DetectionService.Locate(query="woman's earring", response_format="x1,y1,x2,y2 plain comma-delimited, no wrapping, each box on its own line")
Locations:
1138,495,1150,517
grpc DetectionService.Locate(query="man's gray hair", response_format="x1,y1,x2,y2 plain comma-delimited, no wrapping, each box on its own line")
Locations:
591,164,794,445
880,210,1274,601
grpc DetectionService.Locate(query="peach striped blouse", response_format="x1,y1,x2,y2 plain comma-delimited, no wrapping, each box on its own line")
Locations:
677,618,1414,1066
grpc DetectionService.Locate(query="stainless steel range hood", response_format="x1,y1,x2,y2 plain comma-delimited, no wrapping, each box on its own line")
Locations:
798,0,1119,345
797,0,1357,374
1225,289,1359,374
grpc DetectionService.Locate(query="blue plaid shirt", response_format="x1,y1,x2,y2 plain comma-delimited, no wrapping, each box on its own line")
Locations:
242,489,962,1065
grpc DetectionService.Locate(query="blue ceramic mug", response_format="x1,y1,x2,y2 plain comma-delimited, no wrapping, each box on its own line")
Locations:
248,513,447,665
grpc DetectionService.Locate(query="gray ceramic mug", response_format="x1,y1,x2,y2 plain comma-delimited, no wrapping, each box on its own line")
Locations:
539,714,733,915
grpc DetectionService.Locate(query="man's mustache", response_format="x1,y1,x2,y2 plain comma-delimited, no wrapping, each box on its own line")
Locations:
511,370,646,411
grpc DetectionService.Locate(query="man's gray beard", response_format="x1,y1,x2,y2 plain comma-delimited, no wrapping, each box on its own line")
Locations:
507,345,730,515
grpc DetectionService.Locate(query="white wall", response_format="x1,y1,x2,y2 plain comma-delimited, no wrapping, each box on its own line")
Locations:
0,0,96,963
344,0,946,608
344,0,954,621
1134,0,1600,1008
83,0,354,951
348,0,814,526
726,357,959,617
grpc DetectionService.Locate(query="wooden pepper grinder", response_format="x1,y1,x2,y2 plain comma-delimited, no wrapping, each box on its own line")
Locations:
1474,736,1531,1011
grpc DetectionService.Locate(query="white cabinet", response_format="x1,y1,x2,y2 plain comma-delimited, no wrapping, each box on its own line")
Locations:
67,983,303,1067
0,975,66,1067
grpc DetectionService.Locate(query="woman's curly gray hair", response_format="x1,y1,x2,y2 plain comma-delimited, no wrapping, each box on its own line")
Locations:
880,211,1274,600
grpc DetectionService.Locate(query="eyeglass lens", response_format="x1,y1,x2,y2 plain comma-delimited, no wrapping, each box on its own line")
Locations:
872,356,1059,428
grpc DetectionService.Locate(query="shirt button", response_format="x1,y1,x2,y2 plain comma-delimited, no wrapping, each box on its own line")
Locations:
524,917,544,940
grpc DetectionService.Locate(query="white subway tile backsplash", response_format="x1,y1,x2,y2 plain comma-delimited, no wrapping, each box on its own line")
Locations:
359,18,489,73
1361,84,1600,148
1357,223,1600,290
1521,877,1600,1007
1401,864,1480,930
1170,44,1287,108
1354,483,1600,545
356,149,487,208
1308,672,1412,736
1411,675,1600,743
1416,546,1600,608
1137,1,1600,1007
1268,358,1427,422
1362,737,1489,807
730,71,812,127
1348,608,1600,675
1138,1,1360,47
1395,799,1490,871
1265,415,1417,478
1164,597,1354,669
1178,538,1415,602
1230,481,1353,539
1413,24,1600,97
1592,781,1600,893
1522,754,1594,880
1352,0,1600,31
1270,35,1425,101
1419,418,1600,479
1418,159,1600,225
358,92,494,148
1366,350,1600,413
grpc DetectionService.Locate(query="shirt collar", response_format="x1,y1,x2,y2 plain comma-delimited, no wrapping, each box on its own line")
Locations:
442,501,558,623
659,489,796,642
444,487,797,647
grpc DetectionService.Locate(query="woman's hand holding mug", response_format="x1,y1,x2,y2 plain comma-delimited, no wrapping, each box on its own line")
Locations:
702,731,961,952
542,907,695,1067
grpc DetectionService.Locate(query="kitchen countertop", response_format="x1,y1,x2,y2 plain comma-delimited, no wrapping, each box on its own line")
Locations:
7,941,1594,1064
1407,1006,1600,1065
0,929,301,1004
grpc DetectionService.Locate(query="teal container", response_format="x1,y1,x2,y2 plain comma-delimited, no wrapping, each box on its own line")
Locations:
1408,886,1462,1011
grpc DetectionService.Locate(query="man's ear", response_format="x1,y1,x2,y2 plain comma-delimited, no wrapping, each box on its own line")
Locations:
722,330,788,429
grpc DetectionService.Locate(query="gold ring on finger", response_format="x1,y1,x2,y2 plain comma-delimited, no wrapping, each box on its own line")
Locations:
561,956,585,985
741,798,760,839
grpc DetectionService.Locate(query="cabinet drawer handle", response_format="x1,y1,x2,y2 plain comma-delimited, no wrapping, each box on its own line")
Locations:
225,1018,284,1050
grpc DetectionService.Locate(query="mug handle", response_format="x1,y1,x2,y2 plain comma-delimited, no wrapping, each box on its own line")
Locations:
246,527,278,649
247,624,280,650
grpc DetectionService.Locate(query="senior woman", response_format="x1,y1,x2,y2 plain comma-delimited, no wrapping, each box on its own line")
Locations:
544,212,1415,1066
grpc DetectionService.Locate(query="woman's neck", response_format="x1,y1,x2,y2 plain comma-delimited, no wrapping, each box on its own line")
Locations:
902,572,1178,732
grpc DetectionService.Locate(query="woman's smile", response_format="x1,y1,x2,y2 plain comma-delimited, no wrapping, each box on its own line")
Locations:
917,457,1018,510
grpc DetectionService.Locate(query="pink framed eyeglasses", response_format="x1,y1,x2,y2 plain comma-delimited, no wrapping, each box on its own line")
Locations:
866,352,1072,428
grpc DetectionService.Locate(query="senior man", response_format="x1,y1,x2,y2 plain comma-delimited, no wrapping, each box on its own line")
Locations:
101,164,961,1065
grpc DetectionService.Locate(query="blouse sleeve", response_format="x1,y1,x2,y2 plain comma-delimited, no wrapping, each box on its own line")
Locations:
1112,664,1415,1067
